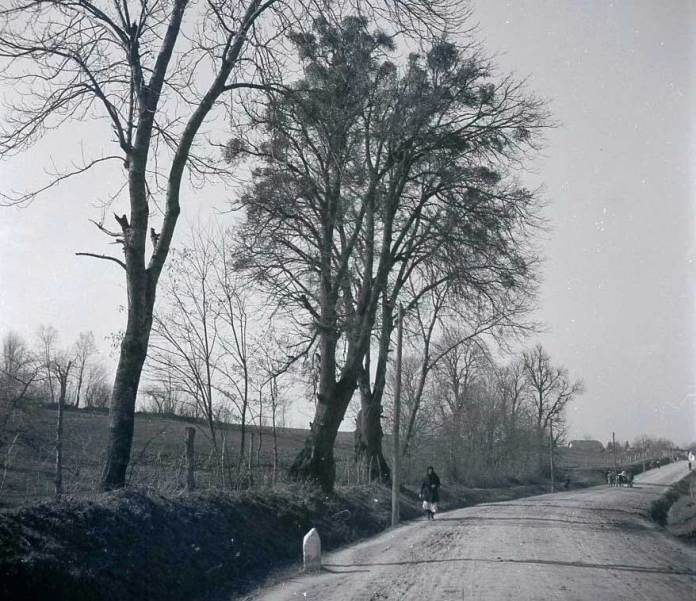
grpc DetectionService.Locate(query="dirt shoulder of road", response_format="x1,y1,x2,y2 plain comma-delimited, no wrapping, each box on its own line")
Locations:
0,477,563,601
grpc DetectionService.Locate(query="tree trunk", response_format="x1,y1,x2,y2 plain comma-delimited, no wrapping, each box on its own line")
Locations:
272,412,278,485
354,390,390,483
100,316,151,491
74,363,85,409
353,299,393,483
239,387,248,463
290,377,356,492
271,376,278,485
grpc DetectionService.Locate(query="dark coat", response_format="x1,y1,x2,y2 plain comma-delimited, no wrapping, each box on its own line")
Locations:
420,472,441,502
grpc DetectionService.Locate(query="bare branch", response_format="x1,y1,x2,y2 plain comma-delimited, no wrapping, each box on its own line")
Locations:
75,252,126,270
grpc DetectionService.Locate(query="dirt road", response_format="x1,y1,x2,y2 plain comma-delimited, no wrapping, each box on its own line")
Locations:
245,462,695,601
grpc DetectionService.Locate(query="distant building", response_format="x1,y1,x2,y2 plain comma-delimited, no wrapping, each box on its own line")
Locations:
568,440,605,452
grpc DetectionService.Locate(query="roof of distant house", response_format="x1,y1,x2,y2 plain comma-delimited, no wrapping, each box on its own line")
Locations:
568,440,605,450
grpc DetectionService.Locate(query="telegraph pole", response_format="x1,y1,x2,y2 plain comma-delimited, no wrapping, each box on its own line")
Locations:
391,304,404,527
549,420,555,493
612,431,617,469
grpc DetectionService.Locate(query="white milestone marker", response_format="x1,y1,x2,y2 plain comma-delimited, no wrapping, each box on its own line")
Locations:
303,528,321,572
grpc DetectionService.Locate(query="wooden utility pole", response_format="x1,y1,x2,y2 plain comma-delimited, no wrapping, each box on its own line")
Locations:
549,420,554,493
248,432,254,471
612,431,617,469
391,304,404,527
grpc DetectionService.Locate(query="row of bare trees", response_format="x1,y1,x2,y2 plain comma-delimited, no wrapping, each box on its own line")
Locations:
0,329,112,496
142,228,293,480
1,330,111,413
383,332,584,483
1,2,555,492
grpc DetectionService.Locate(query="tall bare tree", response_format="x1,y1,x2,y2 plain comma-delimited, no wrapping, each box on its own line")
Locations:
36,325,58,403
51,352,74,496
83,362,112,409
522,343,584,470
213,232,254,462
73,331,97,408
0,332,40,455
492,357,530,466
149,238,221,453
0,0,309,490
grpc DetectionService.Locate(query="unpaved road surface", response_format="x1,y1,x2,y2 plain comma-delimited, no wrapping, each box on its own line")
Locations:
245,462,695,600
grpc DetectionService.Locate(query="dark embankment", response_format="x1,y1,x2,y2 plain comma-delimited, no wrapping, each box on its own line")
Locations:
649,470,696,543
0,479,553,601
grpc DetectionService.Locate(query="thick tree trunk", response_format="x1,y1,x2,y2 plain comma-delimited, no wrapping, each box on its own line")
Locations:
353,298,392,483
100,318,150,491
354,391,390,483
289,378,356,492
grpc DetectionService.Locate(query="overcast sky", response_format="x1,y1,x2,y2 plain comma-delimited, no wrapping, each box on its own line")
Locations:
1,1,694,444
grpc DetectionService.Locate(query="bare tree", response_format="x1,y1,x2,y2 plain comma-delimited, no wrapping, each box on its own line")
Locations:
51,352,74,496
73,331,97,408
83,362,112,409
149,239,221,455
398,280,532,459
142,370,183,415
0,0,318,490
213,231,254,463
492,357,531,468
254,328,293,483
522,344,584,470
36,325,59,403
0,332,40,452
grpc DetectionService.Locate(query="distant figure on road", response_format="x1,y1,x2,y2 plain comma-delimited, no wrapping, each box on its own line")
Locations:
420,466,441,520
564,473,571,490
689,451,694,471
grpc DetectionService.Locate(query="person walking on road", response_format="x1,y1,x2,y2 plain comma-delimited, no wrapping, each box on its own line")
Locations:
689,451,694,471
420,466,441,520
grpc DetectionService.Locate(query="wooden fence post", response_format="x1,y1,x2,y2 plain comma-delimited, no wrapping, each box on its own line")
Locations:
185,427,196,492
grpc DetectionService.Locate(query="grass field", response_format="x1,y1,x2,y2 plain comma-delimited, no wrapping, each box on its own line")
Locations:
2,405,671,508
0,406,356,507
